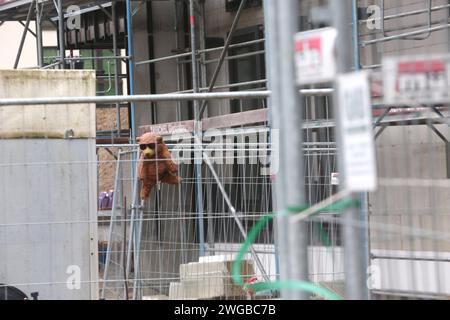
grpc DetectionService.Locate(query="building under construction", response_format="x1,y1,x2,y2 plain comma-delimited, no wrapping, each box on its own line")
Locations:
0,0,450,300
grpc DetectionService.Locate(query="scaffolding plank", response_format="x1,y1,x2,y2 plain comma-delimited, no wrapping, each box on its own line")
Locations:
202,108,268,130
139,109,269,136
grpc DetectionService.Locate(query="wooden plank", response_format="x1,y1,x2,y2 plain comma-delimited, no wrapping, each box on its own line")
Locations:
96,137,130,144
202,109,268,130
138,120,195,136
139,109,269,136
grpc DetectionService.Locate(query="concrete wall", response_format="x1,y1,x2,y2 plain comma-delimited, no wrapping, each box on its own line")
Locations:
0,70,98,300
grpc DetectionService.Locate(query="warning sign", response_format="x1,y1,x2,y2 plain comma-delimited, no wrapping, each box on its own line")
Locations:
337,71,377,192
294,27,337,85
383,54,450,105
331,172,340,186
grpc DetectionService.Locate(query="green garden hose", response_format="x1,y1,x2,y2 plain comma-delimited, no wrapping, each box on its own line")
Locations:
231,198,361,301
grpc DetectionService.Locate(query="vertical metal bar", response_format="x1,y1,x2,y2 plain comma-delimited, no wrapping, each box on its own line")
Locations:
174,0,183,121
125,1,138,271
352,0,371,300
352,0,360,70
57,0,65,69
190,0,206,257
265,0,308,299
126,0,136,141
132,200,144,300
173,1,188,263
278,0,308,300
35,0,43,67
112,2,122,135
331,0,368,300
197,0,249,119
100,152,123,299
198,0,215,254
126,151,140,297
123,196,129,300
198,1,208,109
263,0,281,284
14,1,34,69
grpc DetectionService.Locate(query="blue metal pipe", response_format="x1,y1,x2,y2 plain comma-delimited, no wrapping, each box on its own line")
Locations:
352,0,361,70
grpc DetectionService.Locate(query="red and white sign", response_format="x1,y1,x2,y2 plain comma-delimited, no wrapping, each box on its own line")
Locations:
294,28,337,85
383,54,450,105
331,172,340,186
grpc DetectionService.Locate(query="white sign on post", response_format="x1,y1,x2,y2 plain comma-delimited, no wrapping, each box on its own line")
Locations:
331,172,340,186
337,71,377,192
294,27,337,85
383,54,450,105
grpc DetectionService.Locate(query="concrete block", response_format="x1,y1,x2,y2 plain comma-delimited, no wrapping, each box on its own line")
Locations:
176,259,255,299
0,69,98,300
143,295,169,300
169,282,186,300
182,272,245,299
0,70,96,139
180,259,255,280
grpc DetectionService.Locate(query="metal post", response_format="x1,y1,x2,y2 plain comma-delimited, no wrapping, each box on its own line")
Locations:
35,0,43,67
174,0,183,121
264,0,309,299
0,91,271,106
126,151,140,298
57,0,65,69
279,0,309,300
331,0,368,300
262,0,282,286
100,151,124,299
14,1,34,69
198,1,208,112
112,2,121,135
352,0,371,300
352,0,361,70
197,0,249,120
126,0,136,141
190,0,206,257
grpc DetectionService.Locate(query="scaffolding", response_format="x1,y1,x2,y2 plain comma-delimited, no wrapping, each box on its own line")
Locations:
1,0,450,300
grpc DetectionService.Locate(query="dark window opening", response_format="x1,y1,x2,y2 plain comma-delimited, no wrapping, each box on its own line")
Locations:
225,0,262,12
228,25,266,114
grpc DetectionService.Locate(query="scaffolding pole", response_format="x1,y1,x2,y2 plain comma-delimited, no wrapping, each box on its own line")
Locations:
189,0,206,257
13,1,34,69
126,0,136,141
111,2,121,136
264,0,309,300
0,91,271,106
135,39,265,66
352,0,371,301
57,0,65,69
331,0,369,300
35,0,43,68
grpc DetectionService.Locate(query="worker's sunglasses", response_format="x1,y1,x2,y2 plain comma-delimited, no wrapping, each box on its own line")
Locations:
139,143,156,151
